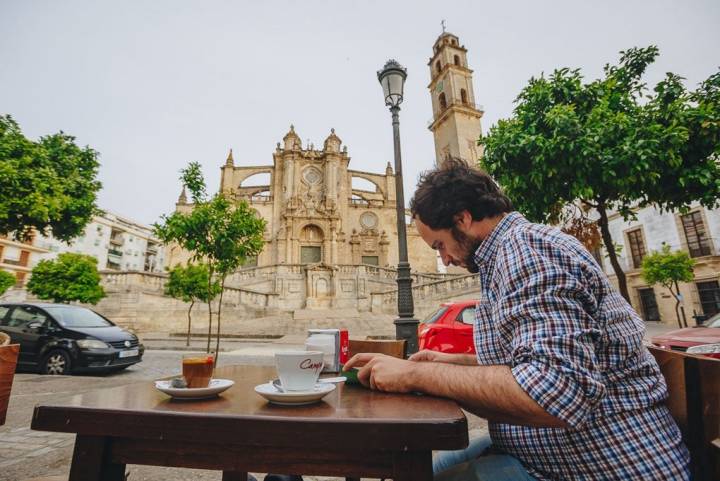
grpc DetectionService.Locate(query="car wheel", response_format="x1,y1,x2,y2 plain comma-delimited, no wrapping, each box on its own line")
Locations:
43,350,71,375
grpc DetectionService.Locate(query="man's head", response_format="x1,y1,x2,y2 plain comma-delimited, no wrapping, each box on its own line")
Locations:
410,158,513,272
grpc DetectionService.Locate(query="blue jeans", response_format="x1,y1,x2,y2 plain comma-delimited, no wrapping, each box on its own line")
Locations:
433,435,537,481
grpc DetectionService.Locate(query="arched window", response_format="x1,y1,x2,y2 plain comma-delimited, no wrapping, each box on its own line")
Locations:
439,92,447,110
300,224,323,264
460,89,468,105
436,61,442,74
454,55,460,66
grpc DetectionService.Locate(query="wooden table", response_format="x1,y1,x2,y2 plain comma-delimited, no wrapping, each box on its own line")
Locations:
31,365,468,481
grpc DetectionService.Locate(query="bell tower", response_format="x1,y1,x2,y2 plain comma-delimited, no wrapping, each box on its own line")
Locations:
427,31,484,166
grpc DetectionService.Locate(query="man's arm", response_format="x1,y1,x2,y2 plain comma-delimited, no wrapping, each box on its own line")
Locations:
408,349,478,365
344,353,568,428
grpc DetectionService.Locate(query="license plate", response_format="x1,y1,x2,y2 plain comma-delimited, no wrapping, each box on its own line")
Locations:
119,349,139,358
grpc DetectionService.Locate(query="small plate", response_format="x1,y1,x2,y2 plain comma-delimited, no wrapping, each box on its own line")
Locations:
254,382,336,406
155,378,234,400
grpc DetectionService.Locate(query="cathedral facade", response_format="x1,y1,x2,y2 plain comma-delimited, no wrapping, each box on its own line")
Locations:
168,30,484,288
202,126,438,273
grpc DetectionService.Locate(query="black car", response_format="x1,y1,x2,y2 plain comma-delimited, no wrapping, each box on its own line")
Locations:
0,302,144,375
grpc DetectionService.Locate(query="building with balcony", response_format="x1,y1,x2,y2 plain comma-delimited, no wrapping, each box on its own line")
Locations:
596,204,720,326
0,234,48,287
34,211,165,273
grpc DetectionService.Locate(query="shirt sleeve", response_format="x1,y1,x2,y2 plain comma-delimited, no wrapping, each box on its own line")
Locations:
496,234,606,429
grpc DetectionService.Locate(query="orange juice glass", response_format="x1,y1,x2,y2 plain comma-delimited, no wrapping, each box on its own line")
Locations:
182,353,215,388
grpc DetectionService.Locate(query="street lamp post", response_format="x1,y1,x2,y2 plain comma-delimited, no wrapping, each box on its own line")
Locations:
377,59,418,356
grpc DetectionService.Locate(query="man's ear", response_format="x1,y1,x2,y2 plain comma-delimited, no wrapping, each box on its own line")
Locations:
454,210,472,230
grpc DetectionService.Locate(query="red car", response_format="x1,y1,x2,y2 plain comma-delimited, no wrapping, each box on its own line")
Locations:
651,313,720,359
417,300,478,354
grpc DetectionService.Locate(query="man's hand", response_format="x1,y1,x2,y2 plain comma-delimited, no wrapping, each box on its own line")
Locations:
343,353,417,392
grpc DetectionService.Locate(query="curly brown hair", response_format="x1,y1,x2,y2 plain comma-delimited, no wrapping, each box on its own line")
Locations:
410,157,513,230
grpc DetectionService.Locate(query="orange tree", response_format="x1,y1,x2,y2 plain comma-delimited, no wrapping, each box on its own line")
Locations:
154,162,265,355
480,46,720,301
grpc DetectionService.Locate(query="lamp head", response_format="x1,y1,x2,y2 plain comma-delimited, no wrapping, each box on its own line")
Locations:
377,59,407,108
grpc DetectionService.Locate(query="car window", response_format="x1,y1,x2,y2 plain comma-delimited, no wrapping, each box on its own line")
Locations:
0,306,10,325
458,307,476,325
44,306,113,328
7,306,50,328
422,306,449,325
706,315,720,328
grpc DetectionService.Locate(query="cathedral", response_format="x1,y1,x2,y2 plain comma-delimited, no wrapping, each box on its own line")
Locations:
168,30,483,286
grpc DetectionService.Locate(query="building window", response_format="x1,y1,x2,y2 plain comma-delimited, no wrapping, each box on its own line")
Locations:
243,255,258,268
626,228,646,269
681,211,712,257
638,288,660,322
361,256,379,266
697,280,720,317
436,61,442,74
454,55,460,66
300,246,321,264
439,92,447,110
460,88,468,104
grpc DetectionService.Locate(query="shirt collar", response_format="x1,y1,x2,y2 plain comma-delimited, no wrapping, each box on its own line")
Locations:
472,212,527,268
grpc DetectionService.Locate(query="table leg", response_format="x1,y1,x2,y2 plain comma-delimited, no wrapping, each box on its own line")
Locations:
68,435,126,481
393,451,433,481
223,472,249,481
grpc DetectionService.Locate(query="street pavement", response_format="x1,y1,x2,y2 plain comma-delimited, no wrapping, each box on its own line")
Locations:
1,324,677,481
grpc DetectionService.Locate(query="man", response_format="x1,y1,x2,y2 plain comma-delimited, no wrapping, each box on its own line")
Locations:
344,158,689,480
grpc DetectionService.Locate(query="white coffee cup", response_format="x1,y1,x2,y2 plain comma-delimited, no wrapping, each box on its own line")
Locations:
275,350,324,391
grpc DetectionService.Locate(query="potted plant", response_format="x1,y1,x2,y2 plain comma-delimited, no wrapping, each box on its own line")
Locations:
0,331,20,425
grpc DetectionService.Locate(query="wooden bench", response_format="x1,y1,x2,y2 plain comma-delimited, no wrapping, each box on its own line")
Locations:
648,346,720,481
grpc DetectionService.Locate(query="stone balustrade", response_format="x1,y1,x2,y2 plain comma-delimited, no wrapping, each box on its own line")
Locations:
370,273,480,316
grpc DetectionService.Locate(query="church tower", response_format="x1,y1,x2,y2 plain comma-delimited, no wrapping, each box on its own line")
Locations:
427,30,484,166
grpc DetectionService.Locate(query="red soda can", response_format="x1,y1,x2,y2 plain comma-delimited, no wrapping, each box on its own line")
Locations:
339,329,349,364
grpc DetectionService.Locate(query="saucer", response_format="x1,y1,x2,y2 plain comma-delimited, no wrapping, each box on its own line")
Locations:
155,378,234,400
254,382,336,406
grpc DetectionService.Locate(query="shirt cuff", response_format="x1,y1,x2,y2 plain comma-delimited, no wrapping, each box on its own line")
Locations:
511,361,605,429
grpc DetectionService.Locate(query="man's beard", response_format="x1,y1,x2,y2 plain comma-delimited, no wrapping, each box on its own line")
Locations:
451,226,482,274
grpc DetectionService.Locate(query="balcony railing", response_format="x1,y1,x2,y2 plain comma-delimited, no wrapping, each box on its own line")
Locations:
108,248,123,258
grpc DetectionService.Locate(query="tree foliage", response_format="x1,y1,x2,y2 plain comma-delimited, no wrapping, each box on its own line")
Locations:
480,46,720,301
641,244,695,327
0,115,102,242
165,263,220,347
27,253,106,304
0,270,15,296
154,162,266,354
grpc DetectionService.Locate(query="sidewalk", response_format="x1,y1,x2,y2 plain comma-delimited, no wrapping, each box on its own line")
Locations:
140,332,307,352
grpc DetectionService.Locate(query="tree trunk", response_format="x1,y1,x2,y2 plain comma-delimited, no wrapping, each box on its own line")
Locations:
597,204,630,302
206,268,214,354
214,277,226,367
186,300,194,347
668,282,683,328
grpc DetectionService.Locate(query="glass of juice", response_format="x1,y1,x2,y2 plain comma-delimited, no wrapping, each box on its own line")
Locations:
182,353,215,388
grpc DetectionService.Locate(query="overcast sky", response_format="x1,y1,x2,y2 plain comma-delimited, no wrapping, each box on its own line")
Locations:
1,0,718,226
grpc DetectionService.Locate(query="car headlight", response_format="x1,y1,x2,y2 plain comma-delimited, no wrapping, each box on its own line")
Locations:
76,339,110,349
686,343,720,354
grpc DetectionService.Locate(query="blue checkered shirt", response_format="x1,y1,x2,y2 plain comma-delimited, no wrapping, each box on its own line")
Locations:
473,212,690,480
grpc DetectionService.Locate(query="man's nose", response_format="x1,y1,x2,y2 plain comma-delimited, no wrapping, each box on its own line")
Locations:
441,253,452,266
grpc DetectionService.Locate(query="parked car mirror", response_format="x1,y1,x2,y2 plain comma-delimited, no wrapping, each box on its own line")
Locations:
27,321,43,330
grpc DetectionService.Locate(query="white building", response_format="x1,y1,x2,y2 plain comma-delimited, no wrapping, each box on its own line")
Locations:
597,203,720,325
34,211,165,273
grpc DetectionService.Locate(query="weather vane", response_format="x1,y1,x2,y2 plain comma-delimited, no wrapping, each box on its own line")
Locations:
441,19,446,33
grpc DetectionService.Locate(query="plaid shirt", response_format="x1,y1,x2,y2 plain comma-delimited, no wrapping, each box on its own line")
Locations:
473,212,690,480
